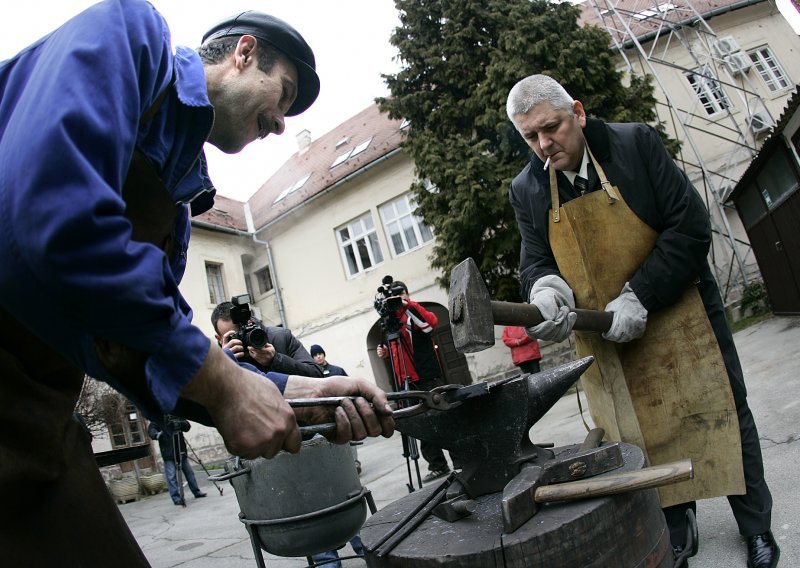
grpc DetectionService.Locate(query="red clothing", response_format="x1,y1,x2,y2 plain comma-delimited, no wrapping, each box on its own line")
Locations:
381,300,440,387
501,326,542,366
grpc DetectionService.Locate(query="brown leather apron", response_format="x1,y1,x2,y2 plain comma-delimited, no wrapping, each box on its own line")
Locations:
547,146,744,506
0,91,180,564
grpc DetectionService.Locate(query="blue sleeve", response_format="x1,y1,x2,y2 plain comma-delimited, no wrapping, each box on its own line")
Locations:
0,0,208,412
223,349,288,394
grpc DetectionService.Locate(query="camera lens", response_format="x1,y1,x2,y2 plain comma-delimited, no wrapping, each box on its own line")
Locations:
246,327,268,349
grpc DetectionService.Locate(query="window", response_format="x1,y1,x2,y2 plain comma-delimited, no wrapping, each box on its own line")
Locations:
632,2,676,20
330,137,373,168
273,173,311,203
748,47,791,92
337,214,384,277
254,266,274,295
686,65,731,115
379,193,434,256
205,262,225,305
108,404,145,448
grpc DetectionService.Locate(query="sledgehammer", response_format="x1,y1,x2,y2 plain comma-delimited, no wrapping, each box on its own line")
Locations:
449,257,614,353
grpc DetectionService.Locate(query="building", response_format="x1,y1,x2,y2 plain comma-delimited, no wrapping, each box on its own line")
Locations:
730,86,800,314
580,0,800,304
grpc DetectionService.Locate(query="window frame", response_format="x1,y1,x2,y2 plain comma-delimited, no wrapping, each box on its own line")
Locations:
254,266,274,296
747,46,792,93
205,262,226,306
685,64,731,116
378,193,434,257
336,213,384,278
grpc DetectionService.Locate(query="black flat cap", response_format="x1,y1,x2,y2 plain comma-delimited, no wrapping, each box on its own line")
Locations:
202,11,320,116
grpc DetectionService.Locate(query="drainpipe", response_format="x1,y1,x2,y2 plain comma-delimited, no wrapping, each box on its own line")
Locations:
244,203,287,327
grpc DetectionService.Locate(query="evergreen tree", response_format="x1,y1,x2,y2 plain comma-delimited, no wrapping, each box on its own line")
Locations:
378,0,671,300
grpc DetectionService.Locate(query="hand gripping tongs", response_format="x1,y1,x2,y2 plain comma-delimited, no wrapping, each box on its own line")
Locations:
288,381,501,436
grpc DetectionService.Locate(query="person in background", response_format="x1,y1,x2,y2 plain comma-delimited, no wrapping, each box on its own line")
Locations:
148,416,207,506
376,280,458,482
212,301,323,377
501,325,543,375
506,74,777,568
310,344,348,377
0,4,393,564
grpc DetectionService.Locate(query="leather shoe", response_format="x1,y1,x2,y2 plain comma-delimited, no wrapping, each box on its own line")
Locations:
747,531,780,568
672,545,689,568
194,492,207,498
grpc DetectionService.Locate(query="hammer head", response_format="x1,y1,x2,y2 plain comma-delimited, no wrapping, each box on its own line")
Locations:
449,257,494,353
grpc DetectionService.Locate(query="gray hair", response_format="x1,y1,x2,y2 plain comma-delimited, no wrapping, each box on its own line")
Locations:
506,75,574,120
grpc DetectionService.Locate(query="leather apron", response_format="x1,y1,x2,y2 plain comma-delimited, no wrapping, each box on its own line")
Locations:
547,146,744,506
0,89,180,565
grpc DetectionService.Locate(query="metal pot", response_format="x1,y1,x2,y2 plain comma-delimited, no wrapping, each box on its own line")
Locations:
214,436,367,557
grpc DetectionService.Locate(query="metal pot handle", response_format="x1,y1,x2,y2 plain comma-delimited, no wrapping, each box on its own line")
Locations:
208,458,251,481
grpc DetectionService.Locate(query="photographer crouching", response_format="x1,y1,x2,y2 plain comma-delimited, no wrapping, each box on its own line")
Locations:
211,295,323,378
375,277,459,482
148,416,206,506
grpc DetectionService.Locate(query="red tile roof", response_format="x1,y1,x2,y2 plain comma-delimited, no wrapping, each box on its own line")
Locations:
193,193,248,232
248,104,406,230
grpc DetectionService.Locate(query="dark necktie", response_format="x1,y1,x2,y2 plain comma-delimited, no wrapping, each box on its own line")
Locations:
574,175,589,195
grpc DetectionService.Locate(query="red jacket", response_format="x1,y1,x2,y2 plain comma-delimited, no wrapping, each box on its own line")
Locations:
381,300,441,387
501,326,542,366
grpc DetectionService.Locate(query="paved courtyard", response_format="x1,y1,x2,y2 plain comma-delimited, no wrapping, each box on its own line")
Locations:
121,315,800,567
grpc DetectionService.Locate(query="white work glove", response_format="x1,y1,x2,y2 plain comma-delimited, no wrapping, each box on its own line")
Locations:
526,275,577,343
602,282,648,343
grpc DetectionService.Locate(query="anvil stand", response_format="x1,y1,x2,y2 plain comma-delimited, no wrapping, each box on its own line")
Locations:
241,488,378,568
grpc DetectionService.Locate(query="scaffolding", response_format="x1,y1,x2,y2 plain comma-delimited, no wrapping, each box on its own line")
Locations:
585,0,777,301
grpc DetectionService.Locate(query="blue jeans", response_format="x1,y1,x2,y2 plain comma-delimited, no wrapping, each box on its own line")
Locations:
311,534,365,567
164,457,202,504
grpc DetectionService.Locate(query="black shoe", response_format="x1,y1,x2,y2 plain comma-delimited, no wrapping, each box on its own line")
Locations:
194,492,207,498
422,468,450,483
673,545,689,568
746,531,780,568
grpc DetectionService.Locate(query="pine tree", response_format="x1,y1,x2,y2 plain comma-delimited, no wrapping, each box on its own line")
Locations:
378,0,670,300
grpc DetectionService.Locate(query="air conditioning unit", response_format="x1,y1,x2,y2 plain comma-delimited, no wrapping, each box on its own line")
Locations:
724,53,752,76
748,112,775,136
711,35,741,57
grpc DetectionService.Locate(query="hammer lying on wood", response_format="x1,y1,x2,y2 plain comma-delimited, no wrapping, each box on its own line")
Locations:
501,428,693,533
449,257,614,353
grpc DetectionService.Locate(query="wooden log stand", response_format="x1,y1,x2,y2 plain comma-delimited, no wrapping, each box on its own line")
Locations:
361,443,672,568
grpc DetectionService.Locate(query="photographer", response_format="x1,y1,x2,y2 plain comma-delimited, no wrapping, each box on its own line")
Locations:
211,300,323,378
376,280,457,482
147,417,207,506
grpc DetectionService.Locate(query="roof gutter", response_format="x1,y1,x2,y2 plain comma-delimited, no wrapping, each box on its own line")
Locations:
190,219,251,235
620,0,767,49
245,203,287,327
254,148,402,234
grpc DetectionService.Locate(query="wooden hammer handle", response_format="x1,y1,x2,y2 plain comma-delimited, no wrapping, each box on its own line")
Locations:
491,301,613,333
535,459,693,503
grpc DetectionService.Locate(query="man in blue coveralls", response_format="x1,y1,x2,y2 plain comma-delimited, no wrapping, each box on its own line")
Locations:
0,2,394,565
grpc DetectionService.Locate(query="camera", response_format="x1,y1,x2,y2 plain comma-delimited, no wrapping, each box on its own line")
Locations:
165,414,189,432
229,294,268,349
374,275,405,321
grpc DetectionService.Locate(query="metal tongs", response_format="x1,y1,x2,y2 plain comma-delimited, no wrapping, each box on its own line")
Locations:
288,378,513,436
289,385,465,435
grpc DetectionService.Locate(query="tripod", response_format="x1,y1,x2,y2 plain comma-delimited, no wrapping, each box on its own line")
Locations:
383,325,423,493
185,438,223,496
169,420,186,507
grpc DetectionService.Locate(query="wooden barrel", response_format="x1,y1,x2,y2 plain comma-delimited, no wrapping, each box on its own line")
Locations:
361,443,672,568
